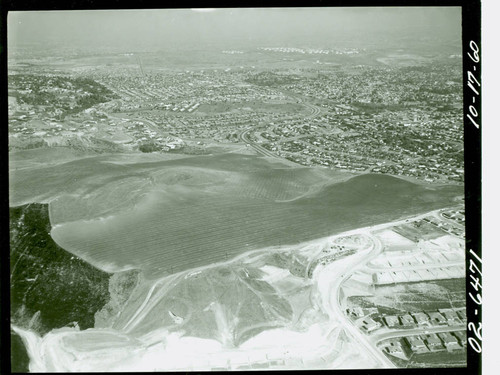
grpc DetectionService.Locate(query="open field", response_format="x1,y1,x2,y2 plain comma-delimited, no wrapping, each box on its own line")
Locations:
347,278,466,313
49,174,460,277
9,150,462,278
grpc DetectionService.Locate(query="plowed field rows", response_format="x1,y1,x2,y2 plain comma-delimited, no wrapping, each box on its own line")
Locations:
10,151,462,278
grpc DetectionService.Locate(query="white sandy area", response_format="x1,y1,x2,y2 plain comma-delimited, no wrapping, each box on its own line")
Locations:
374,228,415,246
259,265,291,282
240,323,325,350
430,234,464,250
24,324,341,371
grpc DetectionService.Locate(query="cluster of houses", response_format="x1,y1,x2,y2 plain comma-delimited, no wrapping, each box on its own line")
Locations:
382,308,466,329
153,102,201,113
346,306,466,360
423,216,465,238
259,47,361,55
346,306,466,336
384,331,466,359
441,209,465,224
406,331,465,353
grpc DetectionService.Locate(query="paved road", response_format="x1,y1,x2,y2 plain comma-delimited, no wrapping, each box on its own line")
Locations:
284,92,322,119
314,209,450,368
238,128,278,158
236,94,322,159
370,324,466,344
301,101,322,118
325,234,397,368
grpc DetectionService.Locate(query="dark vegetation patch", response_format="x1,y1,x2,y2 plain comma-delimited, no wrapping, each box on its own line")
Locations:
9,135,125,153
65,136,124,154
10,203,112,334
8,139,49,152
10,203,142,370
10,330,30,373
260,251,309,278
9,74,118,119
139,143,163,153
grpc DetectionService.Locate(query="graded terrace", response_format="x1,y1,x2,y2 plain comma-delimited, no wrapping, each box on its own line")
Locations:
10,150,462,278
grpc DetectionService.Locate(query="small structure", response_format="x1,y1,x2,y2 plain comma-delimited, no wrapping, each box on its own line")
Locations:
439,308,461,325
400,314,416,328
405,336,429,354
423,334,443,351
453,331,467,345
384,315,400,328
455,308,467,321
438,332,462,351
346,307,365,318
383,340,407,359
428,311,447,325
412,312,431,326
361,317,381,333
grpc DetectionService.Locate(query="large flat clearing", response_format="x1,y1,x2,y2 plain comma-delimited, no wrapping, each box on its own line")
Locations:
10,150,462,278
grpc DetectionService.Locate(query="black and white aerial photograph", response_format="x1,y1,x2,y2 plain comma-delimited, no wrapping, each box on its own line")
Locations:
6,5,480,372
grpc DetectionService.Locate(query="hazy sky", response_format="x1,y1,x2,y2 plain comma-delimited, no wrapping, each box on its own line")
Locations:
8,7,461,50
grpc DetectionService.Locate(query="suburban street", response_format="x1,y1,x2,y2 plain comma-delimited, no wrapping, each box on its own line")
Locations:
321,234,397,368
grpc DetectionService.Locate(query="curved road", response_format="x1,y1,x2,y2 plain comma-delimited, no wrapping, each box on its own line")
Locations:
316,209,455,368
237,95,322,159
323,234,397,368
238,128,277,158
301,101,322,118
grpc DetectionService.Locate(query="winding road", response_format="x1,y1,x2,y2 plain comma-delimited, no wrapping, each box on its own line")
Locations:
321,234,396,368
237,95,322,159
314,209,451,368
238,128,277,158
